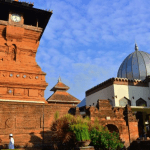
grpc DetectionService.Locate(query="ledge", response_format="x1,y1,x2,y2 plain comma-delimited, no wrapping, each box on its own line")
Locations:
0,99,45,103
0,20,43,32
47,100,80,103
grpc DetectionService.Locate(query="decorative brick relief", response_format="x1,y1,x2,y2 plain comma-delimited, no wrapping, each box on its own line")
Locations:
0,87,7,95
2,72,7,77
7,88,13,95
29,89,38,97
24,89,29,96
0,10,48,104
22,74,26,78
29,75,33,79
14,88,24,96
16,74,20,78
5,118,15,128
35,76,38,79
9,73,13,77
16,117,38,129
0,71,42,82
38,90,44,97
9,44,17,61
0,45,7,52
0,45,8,62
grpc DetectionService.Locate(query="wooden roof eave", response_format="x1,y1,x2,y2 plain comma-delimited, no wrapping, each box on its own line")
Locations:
50,87,69,91
47,100,80,104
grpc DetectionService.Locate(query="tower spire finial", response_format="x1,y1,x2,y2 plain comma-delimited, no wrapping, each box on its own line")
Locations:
135,43,138,51
58,76,62,82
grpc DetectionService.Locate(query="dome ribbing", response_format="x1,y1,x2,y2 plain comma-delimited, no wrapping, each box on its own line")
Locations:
117,44,150,80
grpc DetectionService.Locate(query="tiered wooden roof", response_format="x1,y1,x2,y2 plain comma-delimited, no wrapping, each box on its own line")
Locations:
47,77,81,104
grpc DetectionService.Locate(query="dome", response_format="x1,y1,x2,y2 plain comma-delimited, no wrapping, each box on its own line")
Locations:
117,44,150,80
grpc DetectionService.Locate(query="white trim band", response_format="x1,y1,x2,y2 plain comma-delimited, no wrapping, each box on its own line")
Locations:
0,99,45,103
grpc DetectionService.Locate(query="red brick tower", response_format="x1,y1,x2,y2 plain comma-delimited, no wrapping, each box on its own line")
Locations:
0,0,52,103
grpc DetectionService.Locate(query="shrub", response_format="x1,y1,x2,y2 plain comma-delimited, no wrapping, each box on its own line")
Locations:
69,123,90,141
51,114,124,150
90,128,124,150
51,114,77,150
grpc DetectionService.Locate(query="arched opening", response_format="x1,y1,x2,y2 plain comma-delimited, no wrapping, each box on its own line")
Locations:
136,98,147,107
105,124,119,133
68,108,75,115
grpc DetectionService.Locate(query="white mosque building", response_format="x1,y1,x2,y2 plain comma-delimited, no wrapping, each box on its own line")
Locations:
85,44,150,108
77,44,150,135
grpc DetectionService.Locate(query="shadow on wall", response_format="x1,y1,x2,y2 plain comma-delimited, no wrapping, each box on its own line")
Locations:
0,131,60,150
128,139,150,150
28,130,73,150
26,131,55,150
0,108,76,150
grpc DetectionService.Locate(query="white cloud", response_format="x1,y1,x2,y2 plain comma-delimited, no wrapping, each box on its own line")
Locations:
24,0,150,101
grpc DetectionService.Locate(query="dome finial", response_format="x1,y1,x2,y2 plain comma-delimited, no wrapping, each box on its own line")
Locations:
135,43,139,51
58,76,62,82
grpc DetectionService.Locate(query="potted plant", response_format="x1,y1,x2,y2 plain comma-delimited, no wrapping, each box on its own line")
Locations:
69,123,91,147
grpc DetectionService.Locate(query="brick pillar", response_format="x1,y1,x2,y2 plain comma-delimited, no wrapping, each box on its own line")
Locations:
125,105,139,145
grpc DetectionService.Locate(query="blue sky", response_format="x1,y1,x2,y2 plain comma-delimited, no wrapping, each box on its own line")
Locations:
23,0,150,102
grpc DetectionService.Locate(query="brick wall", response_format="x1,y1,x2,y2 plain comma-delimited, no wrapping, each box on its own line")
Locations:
0,101,75,149
77,99,139,148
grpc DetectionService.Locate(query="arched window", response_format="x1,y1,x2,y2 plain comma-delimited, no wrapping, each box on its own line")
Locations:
136,98,147,107
119,97,131,106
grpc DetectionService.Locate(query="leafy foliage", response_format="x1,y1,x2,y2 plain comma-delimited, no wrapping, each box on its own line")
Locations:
51,114,76,150
90,128,124,150
51,114,124,150
69,123,90,141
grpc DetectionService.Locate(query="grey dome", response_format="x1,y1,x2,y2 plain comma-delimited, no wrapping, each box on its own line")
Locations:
117,44,150,80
